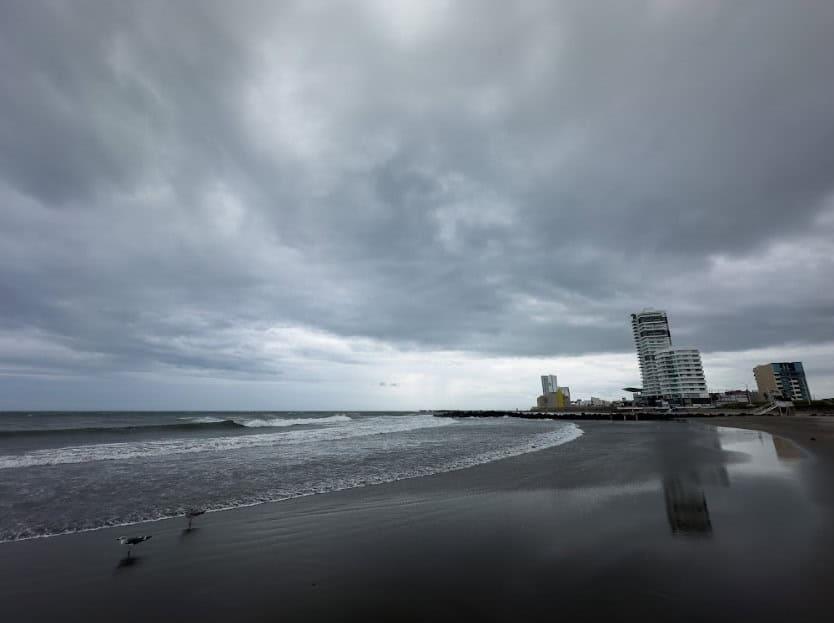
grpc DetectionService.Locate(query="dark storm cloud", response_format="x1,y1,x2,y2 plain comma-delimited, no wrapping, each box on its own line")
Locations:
2,0,834,384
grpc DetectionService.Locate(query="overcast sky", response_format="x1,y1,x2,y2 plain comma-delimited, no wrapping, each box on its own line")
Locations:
2,0,833,410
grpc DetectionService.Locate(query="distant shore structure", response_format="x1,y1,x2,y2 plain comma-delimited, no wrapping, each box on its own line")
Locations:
536,374,571,410
630,309,709,406
754,362,811,402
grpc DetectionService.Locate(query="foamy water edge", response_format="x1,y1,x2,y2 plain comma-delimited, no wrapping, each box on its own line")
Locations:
0,423,583,543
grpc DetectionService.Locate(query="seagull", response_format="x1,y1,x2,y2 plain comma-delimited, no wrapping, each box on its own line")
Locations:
117,535,152,558
185,508,206,529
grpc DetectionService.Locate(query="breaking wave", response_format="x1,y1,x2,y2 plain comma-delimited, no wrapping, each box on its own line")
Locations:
0,414,448,470
236,415,352,428
0,414,354,439
0,422,583,542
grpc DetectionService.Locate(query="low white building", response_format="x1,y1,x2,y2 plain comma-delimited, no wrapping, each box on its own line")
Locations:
654,348,709,403
714,390,751,405
574,396,608,407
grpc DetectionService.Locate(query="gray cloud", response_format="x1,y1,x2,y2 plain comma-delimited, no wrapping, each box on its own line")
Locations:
1,1,834,405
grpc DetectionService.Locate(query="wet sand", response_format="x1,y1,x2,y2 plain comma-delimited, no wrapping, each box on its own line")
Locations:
2,420,833,622
706,415,834,463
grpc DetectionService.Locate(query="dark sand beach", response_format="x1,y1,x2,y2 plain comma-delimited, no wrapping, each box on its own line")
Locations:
708,415,834,462
2,419,833,622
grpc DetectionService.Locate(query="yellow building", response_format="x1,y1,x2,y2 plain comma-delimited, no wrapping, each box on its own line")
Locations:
536,388,571,410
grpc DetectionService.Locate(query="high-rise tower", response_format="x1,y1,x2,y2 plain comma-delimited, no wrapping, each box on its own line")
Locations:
630,309,672,398
630,309,709,404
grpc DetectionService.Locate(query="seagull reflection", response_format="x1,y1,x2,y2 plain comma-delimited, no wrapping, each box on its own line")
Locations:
114,555,143,572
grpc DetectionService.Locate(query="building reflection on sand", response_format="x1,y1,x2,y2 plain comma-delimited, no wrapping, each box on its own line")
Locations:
663,466,729,536
661,425,730,536
771,435,803,461
660,426,802,536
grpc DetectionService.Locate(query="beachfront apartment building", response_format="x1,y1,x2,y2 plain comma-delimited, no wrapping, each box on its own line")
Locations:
753,362,811,402
654,348,709,402
630,309,672,399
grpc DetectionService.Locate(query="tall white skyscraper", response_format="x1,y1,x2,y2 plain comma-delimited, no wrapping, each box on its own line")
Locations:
630,309,708,403
541,375,558,394
630,309,672,398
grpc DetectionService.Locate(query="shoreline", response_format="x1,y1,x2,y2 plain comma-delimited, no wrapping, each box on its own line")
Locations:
4,416,832,546
4,416,833,545
3,420,834,621
0,421,584,545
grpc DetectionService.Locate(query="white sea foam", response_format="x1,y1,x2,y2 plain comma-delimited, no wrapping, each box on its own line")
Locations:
237,414,352,428
0,414,453,469
0,422,584,542
180,416,227,424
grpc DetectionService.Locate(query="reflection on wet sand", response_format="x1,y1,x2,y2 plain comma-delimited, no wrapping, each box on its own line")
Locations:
663,475,713,535
661,426,804,536
772,435,803,461
660,425,731,536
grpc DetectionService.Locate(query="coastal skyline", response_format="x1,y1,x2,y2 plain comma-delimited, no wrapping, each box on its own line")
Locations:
2,1,834,409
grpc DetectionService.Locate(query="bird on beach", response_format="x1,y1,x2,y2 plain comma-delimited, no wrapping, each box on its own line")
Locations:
185,508,206,529
117,535,152,558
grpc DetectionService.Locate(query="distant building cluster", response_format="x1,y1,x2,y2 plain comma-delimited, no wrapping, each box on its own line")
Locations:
629,309,814,407
536,375,571,410
532,374,616,412
529,308,815,411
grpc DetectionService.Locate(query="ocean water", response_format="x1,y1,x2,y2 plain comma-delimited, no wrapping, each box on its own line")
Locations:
0,412,582,542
